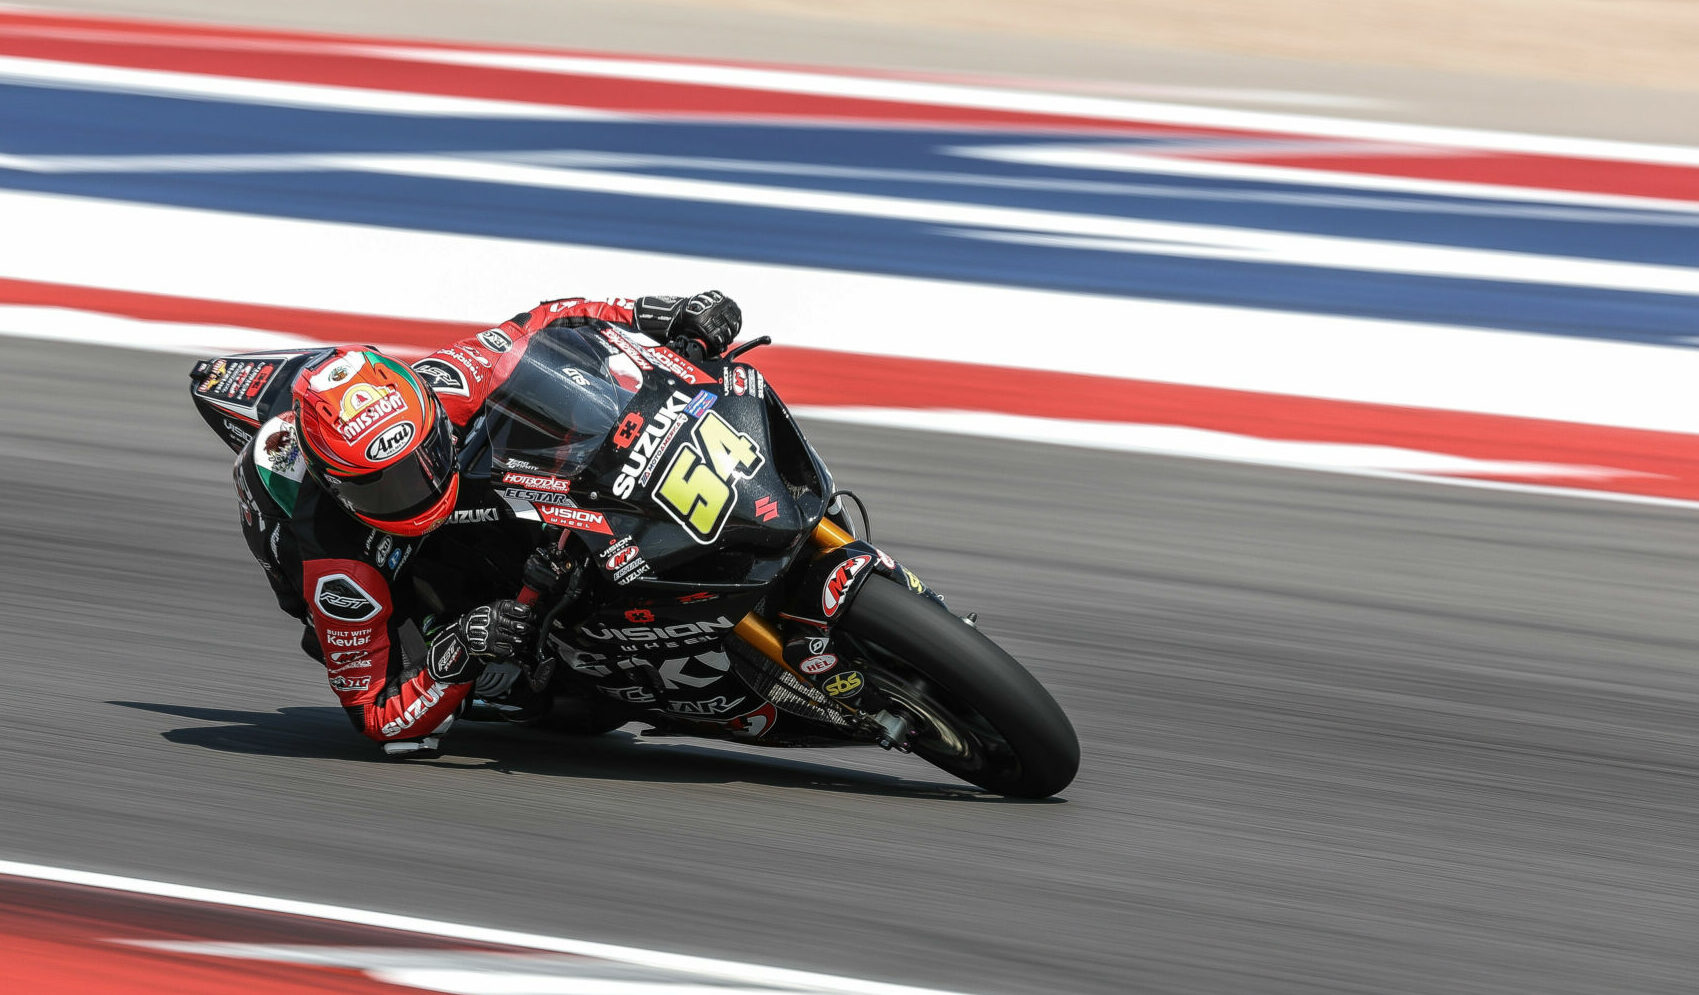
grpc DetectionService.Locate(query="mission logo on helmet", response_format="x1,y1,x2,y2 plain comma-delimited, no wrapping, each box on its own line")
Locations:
292,348,462,536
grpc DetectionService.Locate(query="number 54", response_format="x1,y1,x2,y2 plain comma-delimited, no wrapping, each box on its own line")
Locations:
654,410,765,543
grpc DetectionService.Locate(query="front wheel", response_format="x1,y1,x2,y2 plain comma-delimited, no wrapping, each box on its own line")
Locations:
837,575,1080,797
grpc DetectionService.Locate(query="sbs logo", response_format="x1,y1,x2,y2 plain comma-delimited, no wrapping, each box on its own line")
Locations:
822,671,863,697
365,422,416,462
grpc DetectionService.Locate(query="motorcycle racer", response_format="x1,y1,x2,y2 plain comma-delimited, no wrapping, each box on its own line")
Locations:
227,291,742,758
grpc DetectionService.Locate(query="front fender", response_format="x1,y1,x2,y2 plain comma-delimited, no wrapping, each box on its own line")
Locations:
776,539,947,630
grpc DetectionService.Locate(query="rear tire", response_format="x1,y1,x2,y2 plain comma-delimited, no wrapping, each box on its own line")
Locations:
838,575,1079,797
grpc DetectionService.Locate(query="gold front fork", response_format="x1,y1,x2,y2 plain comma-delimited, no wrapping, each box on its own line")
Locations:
731,518,855,665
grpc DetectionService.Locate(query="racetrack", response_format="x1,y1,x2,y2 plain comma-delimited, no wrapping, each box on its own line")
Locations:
8,335,1699,994
6,2,1699,992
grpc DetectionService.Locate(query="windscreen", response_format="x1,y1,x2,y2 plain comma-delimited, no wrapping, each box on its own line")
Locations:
487,325,640,478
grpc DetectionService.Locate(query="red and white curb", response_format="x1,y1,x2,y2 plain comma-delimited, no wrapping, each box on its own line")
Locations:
0,858,974,994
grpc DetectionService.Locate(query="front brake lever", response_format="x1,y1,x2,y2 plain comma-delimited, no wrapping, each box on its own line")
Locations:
724,335,771,361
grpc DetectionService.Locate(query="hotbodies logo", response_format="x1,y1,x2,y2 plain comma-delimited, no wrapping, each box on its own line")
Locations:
613,391,691,498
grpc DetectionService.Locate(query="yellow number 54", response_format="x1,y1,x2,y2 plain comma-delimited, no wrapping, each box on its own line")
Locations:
654,409,765,543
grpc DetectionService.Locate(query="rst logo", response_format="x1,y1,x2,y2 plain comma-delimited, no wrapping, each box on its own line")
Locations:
314,574,381,623
821,554,873,618
364,421,416,462
412,358,469,397
613,392,691,499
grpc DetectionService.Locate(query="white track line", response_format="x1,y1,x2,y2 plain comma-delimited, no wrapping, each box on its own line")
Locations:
349,45,1699,166
2,310,1690,512
0,858,974,995
6,192,1699,434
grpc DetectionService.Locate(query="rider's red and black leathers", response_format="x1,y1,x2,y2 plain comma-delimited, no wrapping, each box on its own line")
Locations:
235,296,648,745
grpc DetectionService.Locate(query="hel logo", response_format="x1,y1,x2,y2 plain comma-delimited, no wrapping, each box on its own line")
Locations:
754,495,780,522
612,411,644,449
730,367,749,395
606,545,641,570
314,574,381,623
536,504,613,534
799,653,838,675
821,554,874,618
364,421,416,462
337,382,392,422
412,358,470,397
823,671,864,697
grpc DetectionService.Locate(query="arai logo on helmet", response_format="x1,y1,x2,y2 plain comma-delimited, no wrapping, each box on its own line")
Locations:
365,422,416,463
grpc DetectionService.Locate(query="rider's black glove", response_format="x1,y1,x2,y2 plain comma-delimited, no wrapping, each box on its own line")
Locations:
425,600,535,684
633,291,741,357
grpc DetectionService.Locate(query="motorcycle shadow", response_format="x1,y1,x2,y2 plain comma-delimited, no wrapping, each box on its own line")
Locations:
110,701,1024,802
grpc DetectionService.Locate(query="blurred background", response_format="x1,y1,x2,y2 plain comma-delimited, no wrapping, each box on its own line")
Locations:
2,2,1698,993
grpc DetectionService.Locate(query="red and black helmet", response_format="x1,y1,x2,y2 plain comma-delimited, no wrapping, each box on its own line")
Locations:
291,348,459,536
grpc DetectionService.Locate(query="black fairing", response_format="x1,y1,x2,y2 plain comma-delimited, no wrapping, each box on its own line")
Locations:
487,324,831,598
186,348,332,452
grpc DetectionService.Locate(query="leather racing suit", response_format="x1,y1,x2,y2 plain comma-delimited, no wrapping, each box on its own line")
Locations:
234,296,674,749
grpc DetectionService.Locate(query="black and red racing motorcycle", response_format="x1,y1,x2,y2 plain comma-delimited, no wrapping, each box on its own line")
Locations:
192,322,1080,798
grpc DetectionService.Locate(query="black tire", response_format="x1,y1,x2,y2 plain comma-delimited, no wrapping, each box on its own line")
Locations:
838,575,1080,798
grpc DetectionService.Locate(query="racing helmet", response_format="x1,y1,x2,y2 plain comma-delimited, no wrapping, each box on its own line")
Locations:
291,347,459,536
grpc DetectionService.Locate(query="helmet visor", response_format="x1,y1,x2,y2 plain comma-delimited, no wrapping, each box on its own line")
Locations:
320,408,456,522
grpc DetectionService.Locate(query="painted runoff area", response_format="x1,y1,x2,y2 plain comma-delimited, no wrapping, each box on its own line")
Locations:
0,6,1696,508
0,859,972,994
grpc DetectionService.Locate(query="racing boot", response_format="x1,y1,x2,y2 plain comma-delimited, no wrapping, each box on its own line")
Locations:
380,715,454,760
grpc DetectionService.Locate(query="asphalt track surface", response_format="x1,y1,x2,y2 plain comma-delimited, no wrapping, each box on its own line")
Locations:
9,3,1699,993
6,335,1699,994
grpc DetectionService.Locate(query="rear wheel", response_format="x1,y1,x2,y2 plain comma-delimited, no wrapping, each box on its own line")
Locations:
837,575,1079,797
